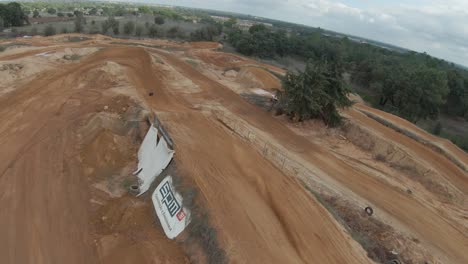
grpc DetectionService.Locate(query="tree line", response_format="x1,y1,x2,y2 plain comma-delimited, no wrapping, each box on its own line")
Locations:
0,2,28,28
227,25,468,124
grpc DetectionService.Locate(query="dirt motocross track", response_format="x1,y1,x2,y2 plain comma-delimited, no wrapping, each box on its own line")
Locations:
0,35,467,264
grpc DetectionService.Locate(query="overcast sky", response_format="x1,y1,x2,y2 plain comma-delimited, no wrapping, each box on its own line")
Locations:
133,0,468,66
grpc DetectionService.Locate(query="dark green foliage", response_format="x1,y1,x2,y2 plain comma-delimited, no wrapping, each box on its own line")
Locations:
190,24,222,41
123,21,135,35
101,16,119,35
66,13,73,18
0,2,28,27
74,13,85,33
228,24,468,125
89,8,98,15
30,27,38,35
433,121,442,135
167,26,180,38
135,24,143,37
445,70,468,118
47,8,56,15
57,12,64,17
249,24,267,34
223,17,237,28
154,15,165,25
33,10,39,18
43,24,56,36
280,60,352,126
148,25,158,38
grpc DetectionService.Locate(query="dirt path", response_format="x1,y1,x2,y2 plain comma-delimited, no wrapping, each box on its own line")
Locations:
153,49,468,263
0,46,188,264
346,107,468,195
2,35,467,264
355,103,468,169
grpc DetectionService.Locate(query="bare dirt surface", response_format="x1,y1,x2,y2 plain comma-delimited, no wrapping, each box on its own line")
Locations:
0,34,467,264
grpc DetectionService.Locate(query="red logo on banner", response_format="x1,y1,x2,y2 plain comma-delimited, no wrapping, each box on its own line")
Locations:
176,209,186,221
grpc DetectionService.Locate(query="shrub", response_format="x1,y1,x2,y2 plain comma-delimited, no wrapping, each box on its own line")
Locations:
30,27,38,35
74,14,86,33
44,25,56,36
433,121,442,135
0,46,6,52
123,21,135,35
279,60,352,126
148,25,158,38
154,16,165,25
135,24,144,37
167,26,180,38
47,8,56,15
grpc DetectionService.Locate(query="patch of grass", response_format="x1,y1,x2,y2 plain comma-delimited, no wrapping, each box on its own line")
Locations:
0,42,31,52
443,132,468,152
63,54,81,61
185,58,198,67
121,177,132,190
68,36,91,42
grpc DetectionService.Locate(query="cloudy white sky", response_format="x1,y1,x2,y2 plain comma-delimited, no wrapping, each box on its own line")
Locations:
137,0,468,66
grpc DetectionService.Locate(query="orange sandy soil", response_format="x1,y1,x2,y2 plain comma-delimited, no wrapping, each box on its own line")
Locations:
0,34,466,264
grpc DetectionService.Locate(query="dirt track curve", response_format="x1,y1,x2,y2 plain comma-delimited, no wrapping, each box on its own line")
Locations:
0,35,467,264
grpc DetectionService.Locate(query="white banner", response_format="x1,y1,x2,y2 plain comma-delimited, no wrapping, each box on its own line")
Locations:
136,126,174,195
152,176,191,239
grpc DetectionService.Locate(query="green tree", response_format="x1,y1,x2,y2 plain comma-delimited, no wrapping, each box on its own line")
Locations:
148,25,158,38
280,60,351,126
249,24,267,34
0,2,28,27
47,8,56,15
135,24,143,37
433,121,442,135
57,12,64,17
30,27,38,35
224,17,237,28
89,8,98,16
44,24,56,36
123,21,135,35
33,10,39,18
102,17,119,35
396,68,448,122
445,70,468,117
138,6,151,14
74,13,86,33
154,15,165,25
167,26,179,38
